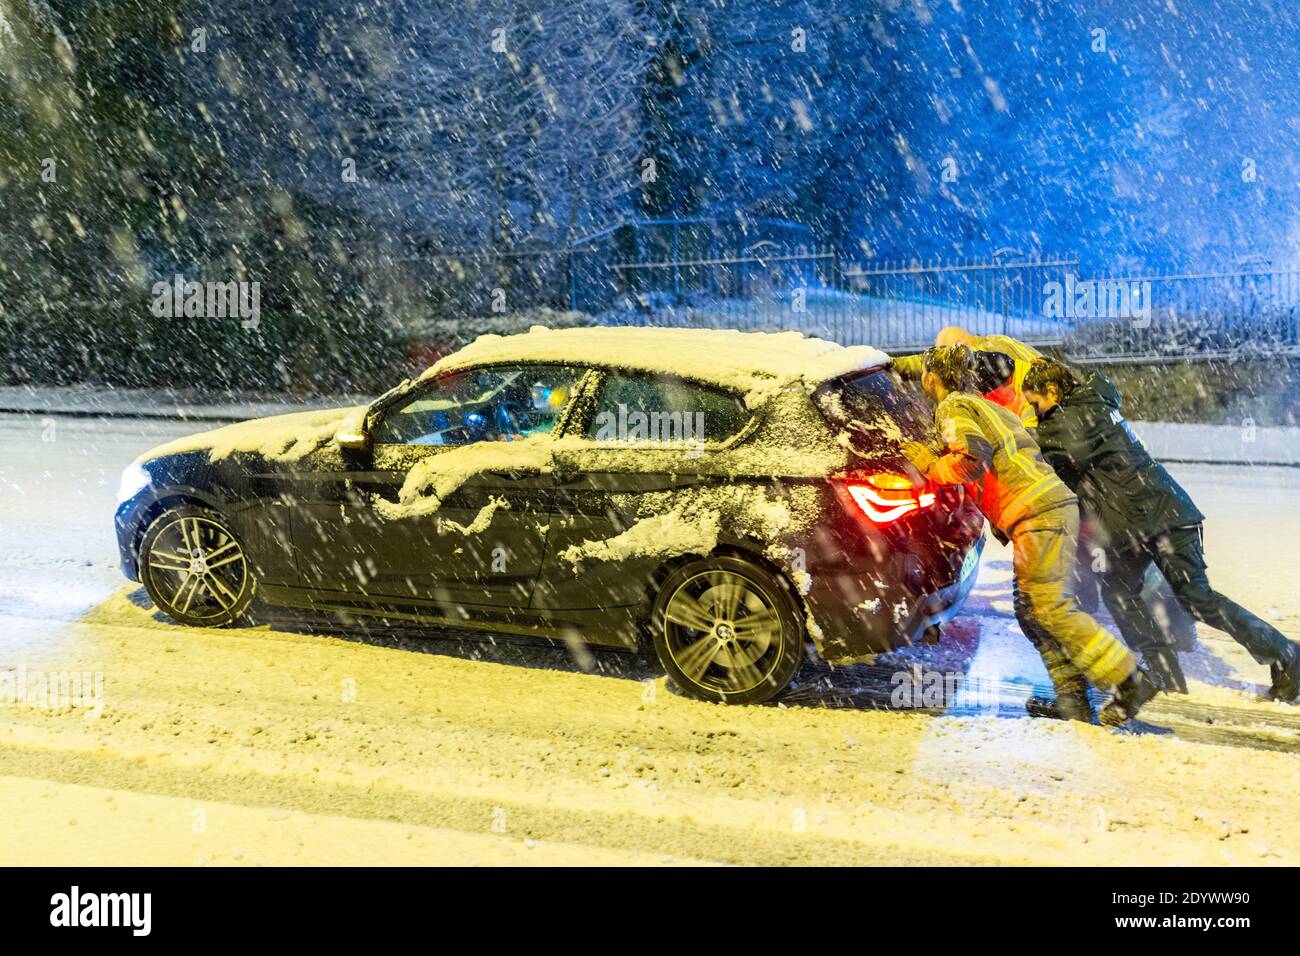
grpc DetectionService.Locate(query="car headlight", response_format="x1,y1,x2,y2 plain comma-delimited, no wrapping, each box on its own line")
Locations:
117,463,151,504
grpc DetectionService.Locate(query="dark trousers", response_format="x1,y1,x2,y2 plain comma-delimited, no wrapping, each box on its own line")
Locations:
1102,525,1293,666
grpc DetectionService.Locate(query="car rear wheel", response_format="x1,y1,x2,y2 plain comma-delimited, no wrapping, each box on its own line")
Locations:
650,555,805,705
139,505,255,627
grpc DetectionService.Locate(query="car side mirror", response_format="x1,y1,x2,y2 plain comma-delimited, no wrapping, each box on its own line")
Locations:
335,408,372,451
337,429,369,450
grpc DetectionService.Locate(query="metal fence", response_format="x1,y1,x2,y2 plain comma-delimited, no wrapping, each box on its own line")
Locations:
593,249,1078,351
1062,269,1300,363
591,251,1300,360
401,241,1300,361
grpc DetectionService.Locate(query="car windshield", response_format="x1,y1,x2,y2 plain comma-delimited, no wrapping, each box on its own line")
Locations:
812,369,935,457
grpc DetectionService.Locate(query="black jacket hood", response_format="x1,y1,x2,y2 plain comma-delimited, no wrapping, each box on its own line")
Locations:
1065,371,1123,412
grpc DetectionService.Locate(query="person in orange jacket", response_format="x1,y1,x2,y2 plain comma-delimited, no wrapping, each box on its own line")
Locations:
892,326,1043,427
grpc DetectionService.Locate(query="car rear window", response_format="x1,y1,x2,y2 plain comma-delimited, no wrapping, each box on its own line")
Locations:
813,369,934,455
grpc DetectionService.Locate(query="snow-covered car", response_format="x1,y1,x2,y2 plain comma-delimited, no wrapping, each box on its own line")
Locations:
115,327,985,704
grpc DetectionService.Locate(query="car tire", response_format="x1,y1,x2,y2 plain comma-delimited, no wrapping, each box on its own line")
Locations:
139,504,256,627
650,555,805,705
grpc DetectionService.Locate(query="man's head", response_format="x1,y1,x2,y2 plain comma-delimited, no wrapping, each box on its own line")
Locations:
919,344,975,402
934,325,977,348
1022,358,1078,419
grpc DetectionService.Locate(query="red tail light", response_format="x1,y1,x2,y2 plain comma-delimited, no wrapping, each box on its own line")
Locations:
842,473,936,524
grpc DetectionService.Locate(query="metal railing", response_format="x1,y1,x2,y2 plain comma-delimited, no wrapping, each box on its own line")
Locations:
1063,268,1300,363
594,249,1077,351
400,242,1300,361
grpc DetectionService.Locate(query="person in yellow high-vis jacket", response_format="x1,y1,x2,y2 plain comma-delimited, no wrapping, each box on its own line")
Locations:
901,345,1159,725
892,326,1043,427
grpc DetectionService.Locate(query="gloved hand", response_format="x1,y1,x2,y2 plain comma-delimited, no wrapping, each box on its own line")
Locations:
902,440,938,473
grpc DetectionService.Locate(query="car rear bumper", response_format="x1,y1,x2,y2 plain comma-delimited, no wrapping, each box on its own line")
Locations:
805,535,984,662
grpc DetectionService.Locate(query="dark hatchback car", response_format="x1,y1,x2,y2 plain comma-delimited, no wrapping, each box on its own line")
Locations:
116,327,984,704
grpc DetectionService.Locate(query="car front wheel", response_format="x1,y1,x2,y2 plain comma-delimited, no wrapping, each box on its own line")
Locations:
650,555,805,705
139,505,255,627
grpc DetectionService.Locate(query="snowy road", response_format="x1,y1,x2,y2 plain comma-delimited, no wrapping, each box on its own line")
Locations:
2,412,1299,865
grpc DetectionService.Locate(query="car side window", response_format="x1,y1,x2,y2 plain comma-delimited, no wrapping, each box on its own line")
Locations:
376,365,585,446
587,373,750,446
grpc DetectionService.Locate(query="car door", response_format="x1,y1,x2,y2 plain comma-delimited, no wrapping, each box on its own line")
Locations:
532,370,755,613
290,363,589,609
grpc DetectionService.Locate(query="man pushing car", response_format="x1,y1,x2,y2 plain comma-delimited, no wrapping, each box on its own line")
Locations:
901,344,1159,724
893,325,1194,689
1022,358,1300,702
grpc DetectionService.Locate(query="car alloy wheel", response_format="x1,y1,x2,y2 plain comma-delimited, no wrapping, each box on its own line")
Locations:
140,507,254,627
652,556,804,705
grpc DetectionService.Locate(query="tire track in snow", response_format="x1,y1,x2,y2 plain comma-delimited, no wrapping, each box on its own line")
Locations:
0,740,1006,867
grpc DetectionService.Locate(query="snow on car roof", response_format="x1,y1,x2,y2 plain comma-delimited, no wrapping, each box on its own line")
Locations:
423,325,889,403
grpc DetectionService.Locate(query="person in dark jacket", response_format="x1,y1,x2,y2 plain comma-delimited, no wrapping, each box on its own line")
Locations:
1023,359,1300,702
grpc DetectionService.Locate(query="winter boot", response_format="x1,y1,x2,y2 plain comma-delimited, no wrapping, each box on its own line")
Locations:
1100,668,1160,726
1026,689,1095,723
1143,647,1188,694
1265,643,1300,703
